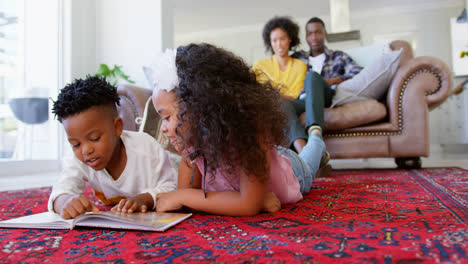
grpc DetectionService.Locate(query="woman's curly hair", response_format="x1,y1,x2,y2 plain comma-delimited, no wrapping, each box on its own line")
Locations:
262,16,300,54
52,75,120,122
175,43,288,181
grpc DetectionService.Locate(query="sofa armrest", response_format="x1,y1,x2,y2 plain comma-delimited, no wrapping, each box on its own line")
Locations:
116,84,153,131
386,56,452,129
116,84,181,158
390,40,414,65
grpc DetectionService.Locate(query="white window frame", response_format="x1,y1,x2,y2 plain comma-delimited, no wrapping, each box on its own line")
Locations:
0,0,67,176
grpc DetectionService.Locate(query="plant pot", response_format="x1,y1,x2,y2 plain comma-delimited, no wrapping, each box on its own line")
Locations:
8,97,49,124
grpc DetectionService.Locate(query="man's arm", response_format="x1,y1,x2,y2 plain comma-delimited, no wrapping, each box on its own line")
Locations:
336,51,363,80
324,77,345,86
291,50,309,64
322,50,363,86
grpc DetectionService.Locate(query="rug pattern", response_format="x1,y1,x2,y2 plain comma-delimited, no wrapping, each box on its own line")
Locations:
0,168,467,263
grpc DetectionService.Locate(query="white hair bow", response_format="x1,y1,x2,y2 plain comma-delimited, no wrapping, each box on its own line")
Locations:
143,49,179,92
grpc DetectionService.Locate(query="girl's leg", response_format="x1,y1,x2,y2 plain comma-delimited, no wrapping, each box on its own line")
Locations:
277,134,325,195
299,135,326,185
277,146,312,194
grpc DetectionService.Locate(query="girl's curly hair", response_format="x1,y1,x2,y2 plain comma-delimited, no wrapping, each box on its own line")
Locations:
175,43,288,181
262,16,300,54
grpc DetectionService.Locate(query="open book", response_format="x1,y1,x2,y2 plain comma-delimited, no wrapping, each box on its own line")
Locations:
0,211,192,232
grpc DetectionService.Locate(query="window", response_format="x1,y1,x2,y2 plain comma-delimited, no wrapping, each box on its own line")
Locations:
0,0,61,165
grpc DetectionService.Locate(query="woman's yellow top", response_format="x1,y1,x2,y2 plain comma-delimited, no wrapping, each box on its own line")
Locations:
252,56,307,99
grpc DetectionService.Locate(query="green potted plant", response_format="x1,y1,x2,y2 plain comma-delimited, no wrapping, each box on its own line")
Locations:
96,64,135,86
461,45,468,58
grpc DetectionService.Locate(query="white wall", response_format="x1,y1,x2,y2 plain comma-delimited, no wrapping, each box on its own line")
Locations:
176,4,460,67
66,0,173,88
175,3,467,146
60,0,173,158
67,0,96,83
96,0,173,87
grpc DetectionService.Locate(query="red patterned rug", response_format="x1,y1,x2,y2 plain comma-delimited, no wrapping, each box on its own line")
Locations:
0,168,467,263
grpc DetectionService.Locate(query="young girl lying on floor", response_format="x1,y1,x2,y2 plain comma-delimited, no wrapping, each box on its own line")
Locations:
147,43,327,216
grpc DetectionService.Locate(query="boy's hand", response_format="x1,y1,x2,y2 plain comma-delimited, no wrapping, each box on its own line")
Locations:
262,191,281,213
56,194,100,219
111,193,153,213
156,191,183,212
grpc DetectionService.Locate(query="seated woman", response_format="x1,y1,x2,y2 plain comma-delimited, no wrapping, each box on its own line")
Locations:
253,16,307,101
252,16,330,159
252,16,308,152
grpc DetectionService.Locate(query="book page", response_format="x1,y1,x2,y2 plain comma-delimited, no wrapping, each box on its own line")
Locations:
0,212,73,229
75,211,191,231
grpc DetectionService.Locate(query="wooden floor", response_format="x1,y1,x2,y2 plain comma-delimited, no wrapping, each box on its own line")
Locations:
0,153,467,192
331,157,468,170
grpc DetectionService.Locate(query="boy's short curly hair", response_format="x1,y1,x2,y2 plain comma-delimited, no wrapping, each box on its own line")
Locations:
52,75,120,122
262,16,300,54
175,43,288,181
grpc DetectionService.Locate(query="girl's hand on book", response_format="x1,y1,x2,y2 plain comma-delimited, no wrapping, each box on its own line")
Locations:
57,194,100,219
156,191,182,212
111,193,153,213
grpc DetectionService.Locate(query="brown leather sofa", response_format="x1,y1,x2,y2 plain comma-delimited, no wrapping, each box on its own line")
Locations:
316,40,452,168
116,84,152,132
116,83,167,145
116,40,452,168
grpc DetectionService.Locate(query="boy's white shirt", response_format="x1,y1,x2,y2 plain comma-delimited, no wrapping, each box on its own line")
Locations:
48,130,177,212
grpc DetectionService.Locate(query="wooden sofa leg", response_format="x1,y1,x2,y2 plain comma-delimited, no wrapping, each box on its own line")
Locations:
395,157,422,169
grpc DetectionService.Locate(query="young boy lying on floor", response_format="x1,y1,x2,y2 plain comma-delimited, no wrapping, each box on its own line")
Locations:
48,75,177,219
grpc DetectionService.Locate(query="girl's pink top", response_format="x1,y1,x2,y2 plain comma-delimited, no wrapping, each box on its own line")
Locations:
192,147,303,204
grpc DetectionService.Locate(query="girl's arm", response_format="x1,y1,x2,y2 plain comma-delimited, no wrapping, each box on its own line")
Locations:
157,148,271,216
157,170,266,216
177,154,202,189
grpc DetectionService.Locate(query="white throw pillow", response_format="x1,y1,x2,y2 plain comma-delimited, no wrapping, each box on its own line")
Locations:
346,42,392,68
331,48,402,107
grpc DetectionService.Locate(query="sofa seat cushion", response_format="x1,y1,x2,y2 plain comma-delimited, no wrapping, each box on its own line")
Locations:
300,99,388,131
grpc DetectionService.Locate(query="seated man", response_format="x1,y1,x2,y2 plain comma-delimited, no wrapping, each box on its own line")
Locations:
285,17,363,153
292,17,363,90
